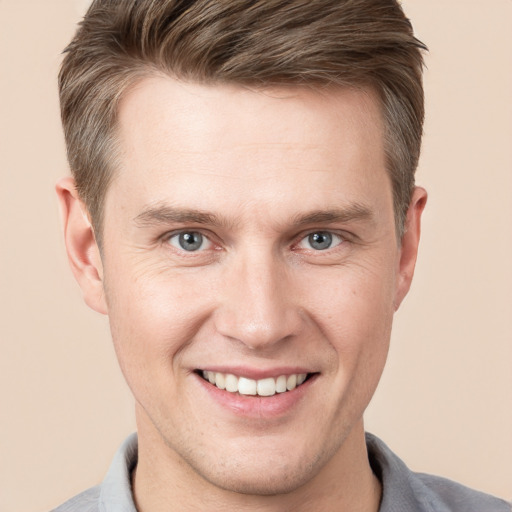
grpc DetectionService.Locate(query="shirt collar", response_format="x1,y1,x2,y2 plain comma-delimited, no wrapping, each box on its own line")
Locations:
366,432,433,511
99,432,138,512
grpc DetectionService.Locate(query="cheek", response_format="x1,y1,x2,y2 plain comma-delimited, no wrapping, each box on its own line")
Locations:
304,263,395,387
305,259,396,336
103,260,216,389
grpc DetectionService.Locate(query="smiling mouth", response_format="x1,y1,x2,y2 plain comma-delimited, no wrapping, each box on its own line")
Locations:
197,370,315,397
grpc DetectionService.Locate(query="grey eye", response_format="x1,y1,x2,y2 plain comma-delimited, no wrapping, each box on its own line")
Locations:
168,231,211,252
298,231,343,251
308,232,332,250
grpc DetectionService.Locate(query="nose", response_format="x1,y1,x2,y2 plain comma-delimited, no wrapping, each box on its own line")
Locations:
213,248,303,350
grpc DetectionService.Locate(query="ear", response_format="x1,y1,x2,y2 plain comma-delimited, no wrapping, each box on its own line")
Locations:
394,186,428,311
56,177,108,315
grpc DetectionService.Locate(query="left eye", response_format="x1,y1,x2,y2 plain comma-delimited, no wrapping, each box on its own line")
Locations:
167,231,212,252
298,231,343,251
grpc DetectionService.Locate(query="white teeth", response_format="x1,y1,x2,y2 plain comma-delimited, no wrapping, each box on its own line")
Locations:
286,374,297,391
215,372,226,390
297,373,307,385
275,375,287,393
201,371,309,396
257,378,276,397
225,373,238,393
238,377,257,395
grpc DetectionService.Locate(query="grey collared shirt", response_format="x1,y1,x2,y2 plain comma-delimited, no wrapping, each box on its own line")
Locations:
51,433,511,512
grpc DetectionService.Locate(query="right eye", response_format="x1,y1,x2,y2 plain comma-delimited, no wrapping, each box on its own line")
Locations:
167,231,213,252
297,231,344,251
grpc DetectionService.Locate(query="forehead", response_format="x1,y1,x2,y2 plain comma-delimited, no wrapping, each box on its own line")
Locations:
106,76,389,225
115,77,383,157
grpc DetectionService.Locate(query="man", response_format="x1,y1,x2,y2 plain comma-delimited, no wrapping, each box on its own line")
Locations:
53,0,511,511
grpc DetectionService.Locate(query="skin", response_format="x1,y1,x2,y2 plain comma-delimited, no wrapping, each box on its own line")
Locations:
57,77,426,511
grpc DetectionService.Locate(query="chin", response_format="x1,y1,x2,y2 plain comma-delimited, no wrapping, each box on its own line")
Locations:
180,437,329,497
199,461,319,497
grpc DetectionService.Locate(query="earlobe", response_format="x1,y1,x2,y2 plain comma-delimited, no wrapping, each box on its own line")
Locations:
56,177,108,315
394,186,428,311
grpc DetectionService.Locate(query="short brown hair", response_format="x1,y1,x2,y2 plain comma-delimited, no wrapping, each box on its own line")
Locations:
59,0,426,246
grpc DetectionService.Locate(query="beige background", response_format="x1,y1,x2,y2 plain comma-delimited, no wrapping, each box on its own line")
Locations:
1,1,511,510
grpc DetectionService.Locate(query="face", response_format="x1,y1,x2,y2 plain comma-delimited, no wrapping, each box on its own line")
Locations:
73,78,423,494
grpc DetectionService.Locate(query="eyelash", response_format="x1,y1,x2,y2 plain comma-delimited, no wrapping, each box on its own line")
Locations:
164,230,216,253
295,231,345,251
162,229,348,255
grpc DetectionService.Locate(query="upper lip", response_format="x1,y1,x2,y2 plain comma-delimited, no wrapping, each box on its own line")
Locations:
195,366,316,380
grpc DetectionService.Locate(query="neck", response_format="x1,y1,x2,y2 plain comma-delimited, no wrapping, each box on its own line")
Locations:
132,411,381,512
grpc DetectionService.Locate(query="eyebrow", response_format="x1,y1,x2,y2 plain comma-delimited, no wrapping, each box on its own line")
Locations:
134,205,229,228
133,203,374,229
291,204,374,226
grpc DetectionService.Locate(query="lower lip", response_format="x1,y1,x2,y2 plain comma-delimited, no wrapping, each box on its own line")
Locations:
194,373,317,419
